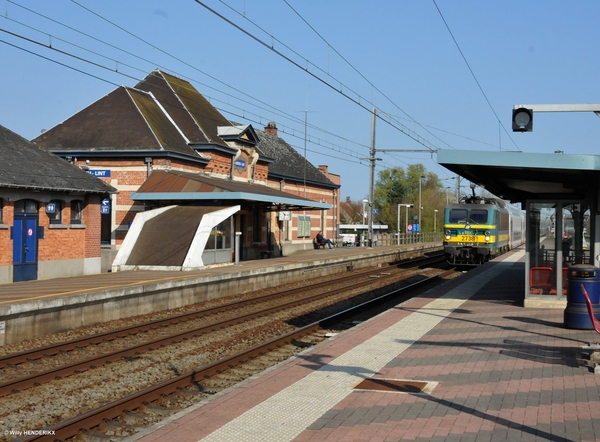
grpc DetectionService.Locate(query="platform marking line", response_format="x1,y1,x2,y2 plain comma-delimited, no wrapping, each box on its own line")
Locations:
198,260,516,442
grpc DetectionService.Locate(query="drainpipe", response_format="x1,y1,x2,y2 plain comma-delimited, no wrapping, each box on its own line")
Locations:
231,149,241,180
248,150,259,183
144,157,152,177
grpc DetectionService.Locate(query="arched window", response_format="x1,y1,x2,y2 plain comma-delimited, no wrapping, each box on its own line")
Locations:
70,200,83,224
47,200,63,224
15,199,38,214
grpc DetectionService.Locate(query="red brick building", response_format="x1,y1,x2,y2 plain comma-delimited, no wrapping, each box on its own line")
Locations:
33,70,340,268
0,125,116,283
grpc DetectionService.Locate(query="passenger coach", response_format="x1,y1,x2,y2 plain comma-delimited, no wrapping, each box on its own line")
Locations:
443,196,525,265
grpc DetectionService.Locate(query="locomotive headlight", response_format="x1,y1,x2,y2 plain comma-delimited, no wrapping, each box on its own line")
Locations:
445,230,451,241
484,231,490,241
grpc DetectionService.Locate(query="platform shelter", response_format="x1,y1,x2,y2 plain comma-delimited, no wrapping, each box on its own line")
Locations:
437,149,600,307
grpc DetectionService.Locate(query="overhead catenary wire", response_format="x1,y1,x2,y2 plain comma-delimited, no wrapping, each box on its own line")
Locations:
0,17,371,163
432,0,521,152
281,0,456,152
7,0,370,157
194,0,441,153
3,1,466,184
8,0,496,159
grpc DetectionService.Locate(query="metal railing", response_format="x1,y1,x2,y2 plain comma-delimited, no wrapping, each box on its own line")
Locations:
337,232,443,247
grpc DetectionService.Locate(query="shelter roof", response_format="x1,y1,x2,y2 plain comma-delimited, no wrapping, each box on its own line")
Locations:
0,125,116,194
437,149,600,203
131,170,331,211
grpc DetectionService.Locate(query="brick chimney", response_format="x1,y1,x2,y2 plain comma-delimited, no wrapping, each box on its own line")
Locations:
265,121,278,135
318,165,329,174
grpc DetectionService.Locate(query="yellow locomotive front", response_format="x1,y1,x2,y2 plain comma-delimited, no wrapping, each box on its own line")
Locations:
443,202,503,265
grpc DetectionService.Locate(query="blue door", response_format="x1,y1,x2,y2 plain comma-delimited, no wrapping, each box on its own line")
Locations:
13,216,38,282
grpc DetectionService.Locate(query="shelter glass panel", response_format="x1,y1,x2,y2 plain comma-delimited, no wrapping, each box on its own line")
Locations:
527,202,559,297
206,217,233,251
526,200,592,301
563,203,591,265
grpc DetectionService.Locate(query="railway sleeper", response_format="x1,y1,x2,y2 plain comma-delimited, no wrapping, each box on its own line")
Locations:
142,404,184,416
228,367,260,377
80,431,125,441
158,395,189,407
119,411,149,425
201,376,238,387
176,388,204,397
257,354,290,363
239,361,268,370
291,339,315,348
99,419,139,435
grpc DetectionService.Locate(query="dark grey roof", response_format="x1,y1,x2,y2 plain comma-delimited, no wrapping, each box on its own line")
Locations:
0,125,116,194
33,87,199,158
255,129,338,188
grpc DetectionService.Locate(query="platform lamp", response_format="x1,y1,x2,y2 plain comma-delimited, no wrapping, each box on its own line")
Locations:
397,204,414,245
434,209,438,233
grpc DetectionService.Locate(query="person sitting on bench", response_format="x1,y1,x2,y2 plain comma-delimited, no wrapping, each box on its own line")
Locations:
316,231,334,249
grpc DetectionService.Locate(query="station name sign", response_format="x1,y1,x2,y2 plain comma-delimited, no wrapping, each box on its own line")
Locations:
87,169,111,177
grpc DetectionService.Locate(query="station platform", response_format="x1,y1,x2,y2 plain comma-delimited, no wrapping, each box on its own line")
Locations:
132,249,600,442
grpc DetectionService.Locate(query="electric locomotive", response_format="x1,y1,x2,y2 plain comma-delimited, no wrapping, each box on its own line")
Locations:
443,195,525,265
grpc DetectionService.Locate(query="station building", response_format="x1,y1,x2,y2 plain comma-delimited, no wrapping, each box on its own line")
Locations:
0,125,116,283
438,149,600,307
33,70,340,269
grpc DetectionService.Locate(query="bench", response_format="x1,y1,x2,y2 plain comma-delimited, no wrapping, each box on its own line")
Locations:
313,238,326,249
257,243,273,258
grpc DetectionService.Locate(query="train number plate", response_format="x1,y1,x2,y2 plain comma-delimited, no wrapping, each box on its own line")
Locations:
460,235,477,242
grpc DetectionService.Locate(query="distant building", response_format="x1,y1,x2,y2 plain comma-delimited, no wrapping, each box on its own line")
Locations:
33,70,340,268
339,196,364,224
0,125,116,283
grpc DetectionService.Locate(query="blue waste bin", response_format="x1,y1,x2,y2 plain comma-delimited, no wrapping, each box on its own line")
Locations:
564,264,600,329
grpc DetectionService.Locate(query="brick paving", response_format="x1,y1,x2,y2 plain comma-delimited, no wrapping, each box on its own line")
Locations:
134,252,600,442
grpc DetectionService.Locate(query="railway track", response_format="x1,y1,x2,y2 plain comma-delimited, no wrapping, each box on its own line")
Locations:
0,252,444,378
5,255,455,442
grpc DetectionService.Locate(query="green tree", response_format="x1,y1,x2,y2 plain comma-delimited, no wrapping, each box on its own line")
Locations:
373,164,447,232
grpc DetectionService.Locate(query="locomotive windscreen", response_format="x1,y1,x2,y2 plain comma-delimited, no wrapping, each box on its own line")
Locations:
449,208,489,224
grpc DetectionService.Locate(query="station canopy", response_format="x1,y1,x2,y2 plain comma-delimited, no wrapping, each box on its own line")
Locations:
131,170,331,211
437,149,600,203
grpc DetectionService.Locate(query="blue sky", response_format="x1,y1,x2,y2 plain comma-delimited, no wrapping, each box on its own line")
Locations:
2,1,600,200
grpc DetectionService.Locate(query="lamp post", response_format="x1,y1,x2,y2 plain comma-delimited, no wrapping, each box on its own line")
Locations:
397,203,401,246
418,176,425,241
362,199,368,246
434,209,438,233
397,204,414,245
